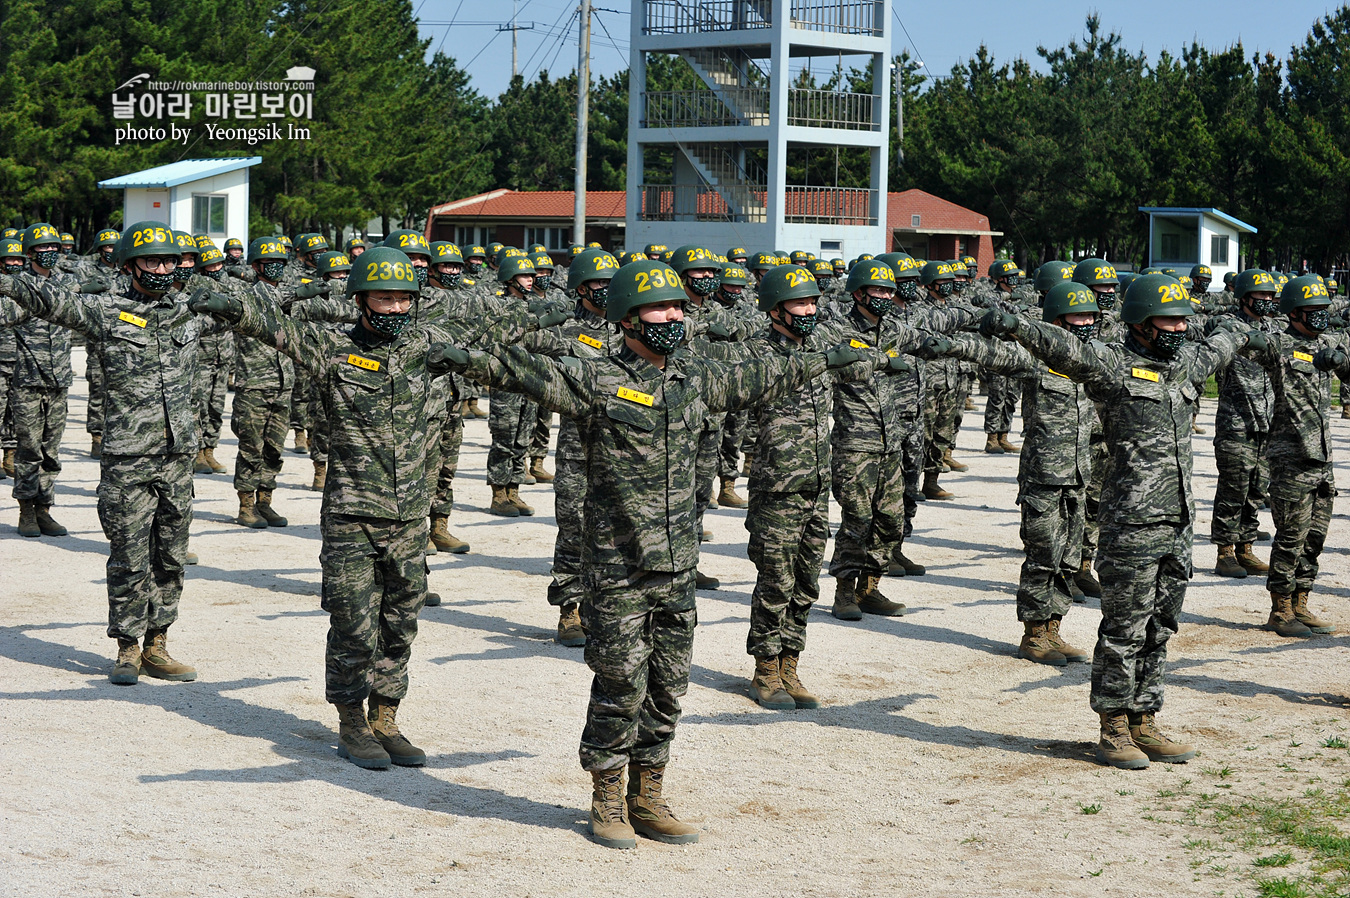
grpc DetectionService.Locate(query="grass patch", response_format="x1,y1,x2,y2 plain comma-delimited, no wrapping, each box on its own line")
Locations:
1079,802,1102,815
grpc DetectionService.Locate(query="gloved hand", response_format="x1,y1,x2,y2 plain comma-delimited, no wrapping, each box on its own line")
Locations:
825,342,863,369
1313,348,1347,372
1330,316,1346,329
427,342,470,374
921,335,953,358
1243,331,1268,353
706,321,733,340
884,353,913,375
537,308,571,330
294,280,330,299
527,299,550,316
979,309,1019,338
188,287,242,319
79,276,110,294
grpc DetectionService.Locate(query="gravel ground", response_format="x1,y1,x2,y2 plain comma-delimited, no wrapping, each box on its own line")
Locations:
2,348,1349,897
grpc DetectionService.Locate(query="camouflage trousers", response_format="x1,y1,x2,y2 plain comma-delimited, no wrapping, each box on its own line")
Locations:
11,385,66,504
194,354,231,449
1266,460,1335,596
486,390,536,485
1016,482,1085,622
746,488,828,657
424,398,461,517
548,452,586,608
290,368,315,434
694,420,720,526
307,386,329,465
1091,521,1192,714
1210,429,1269,546
1081,427,1108,565
320,513,428,706
99,453,193,642
720,408,748,481
829,447,906,581
579,565,697,771
982,371,1019,434
0,367,14,450
231,387,291,492
924,385,964,474
86,351,105,436
529,405,552,459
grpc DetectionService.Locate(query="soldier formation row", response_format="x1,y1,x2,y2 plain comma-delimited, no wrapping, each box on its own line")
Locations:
0,222,1344,850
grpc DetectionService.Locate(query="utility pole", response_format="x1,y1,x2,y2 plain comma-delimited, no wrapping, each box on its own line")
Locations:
573,0,592,246
497,0,535,79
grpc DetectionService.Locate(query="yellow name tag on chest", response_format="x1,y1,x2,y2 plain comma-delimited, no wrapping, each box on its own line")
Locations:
578,333,603,349
1130,367,1160,382
1047,367,1070,379
1294,350,1315,363
118,311,147,328
347,354,380,372
849,339,870,349
617,387,654,406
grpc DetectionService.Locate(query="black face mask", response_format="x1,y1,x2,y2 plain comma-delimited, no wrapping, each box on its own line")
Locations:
465,261,483,277
814,277,833,292
436,268,462,288
1068,322,1096,342
134,267,175,294
1151,327,1187,358
861,291,895,317
935,281,955,298
535,273,553,292
583,284,608,310
951,280,967,295
61,247,73,256
260,261,286,282
1095,290,1117,311
201,267,223,281
687,275,720,297
413,265,429,289
780,309,818,338
2,261,23,274
33,249,60,270
1248,298,1278,317
176,265,195,282
365,308,410,339
896,280,920,302
100,249,116,266
1302,308,1331,332
632,318,684,354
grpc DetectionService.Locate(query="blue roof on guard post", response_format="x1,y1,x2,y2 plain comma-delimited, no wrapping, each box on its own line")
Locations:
98,157,262,189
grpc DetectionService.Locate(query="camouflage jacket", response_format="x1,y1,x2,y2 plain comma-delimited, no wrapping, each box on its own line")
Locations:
461,341,828,572
748,327,875,495
1206,310,1277,436
0,266,80,389
1,275,205,456
1097,306,1127,344
1244,328,1350,466
232,280,295,391
921,296,979,391
948,332,1096,488
1013,318,1246,527
830,305,929,451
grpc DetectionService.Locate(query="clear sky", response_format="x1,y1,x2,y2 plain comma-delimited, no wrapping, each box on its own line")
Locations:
415,0,1339,99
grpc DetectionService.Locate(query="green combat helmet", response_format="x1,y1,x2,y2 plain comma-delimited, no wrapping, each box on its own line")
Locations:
344,245,419,296
810,258,835,287
197,245,226,272
1279,274,1332,315
1190,264,1213,292
920,259,957,287
643,243,668,259
669,245,721,298
428,242,463,288
620,250,646,265
1232,269,1276,315
720,262,749,289
750,251,779,272
384,230,431,287
497,255,537,295
989,259,1020,281
247,235,289,284
1120,273,1195,324
530,251,557,291
300,233,330,257
845,256,898,294
757,262,821,311
315,251,353,279
727,246,749,263
1042,282,1100,341
789,250,812,266
224,237,244,255
1074,258,1119,310
605,259,684,323
528,243,548,254
566,247,620,292
1,238,26,273
344,236,367,255
1034,261,1075,294
118,221,182,294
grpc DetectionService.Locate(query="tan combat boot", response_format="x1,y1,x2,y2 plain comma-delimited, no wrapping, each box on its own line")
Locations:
1128,711,1196,763
1236,542,1269,574
430,513,470,554
16,500,40,538
254,489,288,527
110,639,141,686
695,570,720,590
292,429,309,454
627,765,699,844
2,447,15,477
203,447,227,473
942,448,969,472
984,433,1004,454
236,491,268,529
922,472,953,500
741,452,754,476
311,461,327,492
34,505,66,537
193,448,212,474
998,433,1021,453
589,769,636,849
507,485,535,516
857,575,905,616
778,651,820,709
889,548,926,577
557,604,586,646
1214,544,1248,578
90,435,102,459
717,477,748,509
1293,589,1336,634
466,398,487,418
141,630,197,681
1046,617,1088,662
1095,711,1150,769
528,456,554,483
1265,592,1313,637
832,577,862,621
489,485,519,516
1075,559,1102,598
335,703,391,770
963,395,976,411
750,655,794,709
368,696,425,767
1018,621,1067,666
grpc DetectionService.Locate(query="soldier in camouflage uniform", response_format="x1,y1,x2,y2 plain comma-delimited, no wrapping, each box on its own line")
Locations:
744,264,888,709
1069,261,1118,602
1,221,203,685
0,223,79,537
231,237,295,529
919,260,969,499
712,263,758,508
983,273,1254,769
1243,274,1350,638
429,258,856,850
977,259,1033,454
58,228,122,458
525,250,566,484
188,246,237,475
1207,269,1280,580
456,244,490,419
0,239,26,480
284,234,332,455
485,253,546,517
943,282,1099,666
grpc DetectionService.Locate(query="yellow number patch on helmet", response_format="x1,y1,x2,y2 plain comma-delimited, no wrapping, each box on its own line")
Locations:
331,254,351,268
593,254,619,272
867,265,895,283
366,260,416,283
683,248,712,263
260,241,282,256
33,225,60,240
1157,282,1188,304
176,233,196,248
634,268,670,292
1067,288,1093,305
1302,282,1330,299
1094,266,1117,281
784,268,814,288
132,227,172,248
397,234,429,251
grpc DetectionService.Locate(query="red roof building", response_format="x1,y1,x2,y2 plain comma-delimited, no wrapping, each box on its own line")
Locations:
886,189,1003,271
425,189,626,260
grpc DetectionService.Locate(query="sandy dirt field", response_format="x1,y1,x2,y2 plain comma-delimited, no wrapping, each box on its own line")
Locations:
3,346,1349,897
